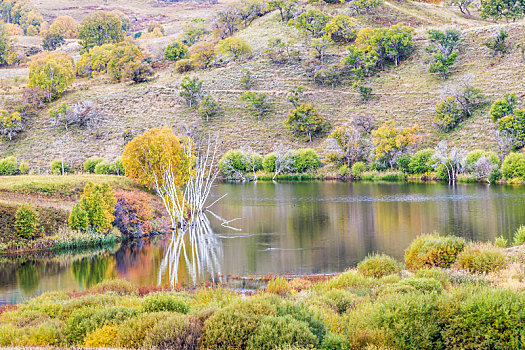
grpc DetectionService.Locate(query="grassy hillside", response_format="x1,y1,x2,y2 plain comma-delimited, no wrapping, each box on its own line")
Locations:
1,0,524,169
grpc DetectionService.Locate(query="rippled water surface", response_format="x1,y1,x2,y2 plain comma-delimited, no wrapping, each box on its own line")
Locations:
1,182,525,303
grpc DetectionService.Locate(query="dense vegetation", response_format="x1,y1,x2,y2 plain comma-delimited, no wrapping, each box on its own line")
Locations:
1,230,525,349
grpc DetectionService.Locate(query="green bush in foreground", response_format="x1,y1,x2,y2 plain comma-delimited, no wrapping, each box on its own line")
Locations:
513,225,525,246
0,156,18,175
405,234,465,270
247,315,319,350
454,242,507,273
141,293,190,314
357,253,400,278
142,314,200,350
502,152,525,180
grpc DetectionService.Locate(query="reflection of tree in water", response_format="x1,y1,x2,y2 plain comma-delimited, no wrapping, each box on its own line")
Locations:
114,238,150,273
17,262,40,296
159,213,223,287
71,253,117,290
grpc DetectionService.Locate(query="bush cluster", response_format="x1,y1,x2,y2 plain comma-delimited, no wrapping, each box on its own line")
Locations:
405,234,466,270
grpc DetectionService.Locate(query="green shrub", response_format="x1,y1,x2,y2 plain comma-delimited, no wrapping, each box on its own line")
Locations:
442,287,525,349
68,204,89,232
83,157,104,173
295,148,321,173
65,306,137,345
501,152,525,179
175,58,195,73
0,156,18,175
495,235,508,248
321,332,349,350
409,149,434,174
454,242,507,273
23,319,65,346
351,161,366,179
413,268,450,288
116,312,169,348
323,270,374,291
141,293,190,314
247,315,319,350
377,283,418,296
266,277,291,296
466,149,499,169
94,160,111,174
404,234,465,270
262,153,277,172
0,324,22,346
318,289,357,313
400,277,444,294
219,149,246,174
15,204,39,239
165,41,189,61
68,182,116,233
357,254,400,278
50,159,73,175
513,225,525,246
143,314,201,350
276,302,326,343
338,164,350,177
19,161,30,174
109,158,125,175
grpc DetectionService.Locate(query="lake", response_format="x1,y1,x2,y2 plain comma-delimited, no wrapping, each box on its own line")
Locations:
1,181,525,303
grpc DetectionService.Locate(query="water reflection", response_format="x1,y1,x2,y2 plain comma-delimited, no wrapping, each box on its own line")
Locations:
159,213,223,286
1,182,525,303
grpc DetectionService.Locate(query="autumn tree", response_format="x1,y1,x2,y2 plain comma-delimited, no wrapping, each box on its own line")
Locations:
285,103,331,142
190,41,216,68
28,51,75,101
0,22,13,66
293,9,331,38
324,14,358,43
216,37,253,60
122,126,193,190
331,126,369,166
268,0,298,22
356,23,414,66
0,110,23,140
371,121,419,168
78,11,125,52
69,182,117,232
49,16,78,38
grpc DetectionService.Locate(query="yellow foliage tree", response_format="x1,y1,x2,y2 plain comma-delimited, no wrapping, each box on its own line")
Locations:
371,121,419,168
49,16,78,38
122,126,193,190
28,51,75,101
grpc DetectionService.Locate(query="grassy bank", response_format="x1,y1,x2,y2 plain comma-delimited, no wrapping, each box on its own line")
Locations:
2,232,525,349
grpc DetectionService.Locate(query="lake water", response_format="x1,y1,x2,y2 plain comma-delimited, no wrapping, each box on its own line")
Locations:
1,181,525,304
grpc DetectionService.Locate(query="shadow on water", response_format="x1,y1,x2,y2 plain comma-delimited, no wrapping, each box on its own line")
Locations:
2,182,525,303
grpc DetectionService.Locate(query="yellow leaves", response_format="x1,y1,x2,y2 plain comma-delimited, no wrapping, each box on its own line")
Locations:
28,51,75,101
372,121,419,160
122,126,193,190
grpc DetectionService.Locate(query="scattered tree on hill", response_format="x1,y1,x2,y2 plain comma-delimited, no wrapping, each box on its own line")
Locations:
269,0,298,22
314,64,343,88
198,94,220,121
356,23,415,66
331,126,369,166
239,91,271,119
78,11,125,52
288,85,306,108
490,93,525,149
49,101,99,130
180,76,203,107
426,29,461,79
190,41,216,68
354,114,376,134
354,82,373,102
481,0,525,22
434,97,463,131
371,121,419,168
483,30,509,56
448,0,475,16
347,0,383,14
240,68,254,89
28,51,75,101
111,10,131,33
213,5,241,38
42,33,65,51
216,37,253,60
164,41,189,62
238,0,268,27
432,140,466,183
0,22,13,66
324,14,358,43
0,110,22,140
434,83,485,131
264,38,298,64
292,9,332,38
285,103,331,142
122,126,193,189
340,46,378,78
310,37,329,62
49,16,78,38
181,18,208,46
